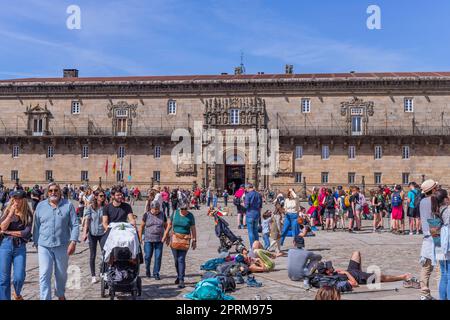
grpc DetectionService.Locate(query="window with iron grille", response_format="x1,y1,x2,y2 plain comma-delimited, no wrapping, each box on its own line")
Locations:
321,145,330,160
118,146,126,158
47,145,54,158
301,99,311,113
348,172,356,184
404,98,414,113
321,172,329,184
230,109,240,125
348,146,356,160
12,145,19,158
168,100,177,115
154,146,161,159
153,171,161,182
402,173,410,185
11,170,18,181
71,101,81,114
375,173,382,185
295,172,302,183
375,146,383,160
81,171,89,181
402,146,410,160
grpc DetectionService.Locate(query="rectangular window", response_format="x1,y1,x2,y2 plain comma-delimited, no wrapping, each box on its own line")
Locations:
12,145,19,158
375,172,382,185
404,98,414,113
33,118,43,136
11,170,18,181
154,146,161,159
375,146,383,160
82,145,89,159
71,101,81,114
402,146,410,160
348,172,356,184
81,171,89,181
348,146,356,160
402,172,410,185
115,109,128,117
47,145,54,158
153,171,161,182
295,172,302,183
301,98,311,113
321,172,329,184
168,100,177,115
116,118,127,136
321,145,330,160
118,146,126,159
45,170,53,182
295,146,303,160
230,109,240,125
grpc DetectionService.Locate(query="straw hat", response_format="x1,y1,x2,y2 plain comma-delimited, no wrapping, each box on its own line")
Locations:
421,179,438,194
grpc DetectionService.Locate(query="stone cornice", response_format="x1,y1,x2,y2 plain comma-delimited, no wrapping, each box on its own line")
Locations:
2,77,450,98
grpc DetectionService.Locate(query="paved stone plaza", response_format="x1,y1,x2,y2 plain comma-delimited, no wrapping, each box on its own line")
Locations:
20,201,438,300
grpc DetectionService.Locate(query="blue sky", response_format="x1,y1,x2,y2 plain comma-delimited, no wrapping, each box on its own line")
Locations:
0,0,449,79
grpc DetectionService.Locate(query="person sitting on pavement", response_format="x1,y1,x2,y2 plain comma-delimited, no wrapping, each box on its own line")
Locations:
240,241,282,273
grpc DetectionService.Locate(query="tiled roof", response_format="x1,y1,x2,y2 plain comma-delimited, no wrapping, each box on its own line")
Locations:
2,72,450,84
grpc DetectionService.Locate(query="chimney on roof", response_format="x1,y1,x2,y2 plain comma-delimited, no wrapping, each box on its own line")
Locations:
63,69,79,78
350,70,356,74
221,72,228,75
285,64,294,74
257,72,265,75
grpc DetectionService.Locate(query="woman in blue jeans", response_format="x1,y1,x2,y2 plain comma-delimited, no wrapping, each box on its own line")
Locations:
281,189,299,247
0,190,33,300
162,202,197,289
139,201,167,280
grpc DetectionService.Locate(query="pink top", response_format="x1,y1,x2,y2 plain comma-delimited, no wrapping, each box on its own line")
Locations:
234,188,245,198
161,191,170,202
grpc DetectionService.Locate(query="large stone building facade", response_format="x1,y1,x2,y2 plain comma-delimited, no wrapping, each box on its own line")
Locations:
1,69,450,192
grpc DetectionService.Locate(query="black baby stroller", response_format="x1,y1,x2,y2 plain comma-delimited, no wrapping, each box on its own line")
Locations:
101,247,142,300
212,210,244,253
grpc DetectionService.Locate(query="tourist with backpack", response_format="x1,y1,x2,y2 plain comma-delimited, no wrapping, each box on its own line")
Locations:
429,188,450,300
407,182,421,235
391,185,404,234
322,189,337,232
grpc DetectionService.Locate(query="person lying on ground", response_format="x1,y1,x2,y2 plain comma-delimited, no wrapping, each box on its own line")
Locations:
319,251,413,288
240,241,282,273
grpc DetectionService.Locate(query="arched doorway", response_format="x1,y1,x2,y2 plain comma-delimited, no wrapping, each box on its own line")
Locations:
224,153,245,194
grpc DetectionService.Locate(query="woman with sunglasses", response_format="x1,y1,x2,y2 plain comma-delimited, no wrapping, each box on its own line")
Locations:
0,190,33,300
82,190,106,284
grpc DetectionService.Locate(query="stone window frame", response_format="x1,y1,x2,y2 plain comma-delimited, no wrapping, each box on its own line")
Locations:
402,145,410,160
107,101,138,137
230,109,240,125
348,172,356,184
25,104,51,136
374,145,383,160
301,98,311,113
81,145,89,159
118,146,126,159
295,146,303,160
348,145,356,160
46,145,55,159
168,99,177,115
321,145,330,160
45,170,53,182
402,172,410,185
71,101,81,115
404,98,414,113
81,170,89,182
294,172,302,184
11,170,18,181
153,171,161,182
374,172,382,185
154,145,161,159
12,145,19,158
321,172,329,184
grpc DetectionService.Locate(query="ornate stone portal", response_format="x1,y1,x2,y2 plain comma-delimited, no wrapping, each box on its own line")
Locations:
340,97,374,135
107,101,138,136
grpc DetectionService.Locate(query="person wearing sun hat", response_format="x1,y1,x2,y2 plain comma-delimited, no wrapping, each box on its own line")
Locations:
418,179,439,300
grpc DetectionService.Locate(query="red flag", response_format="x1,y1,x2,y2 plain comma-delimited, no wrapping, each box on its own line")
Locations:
112,157,116,175
104,158,109,175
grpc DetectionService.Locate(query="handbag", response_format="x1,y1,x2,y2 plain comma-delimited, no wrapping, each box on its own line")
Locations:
170,232,191,251
428,207,445,247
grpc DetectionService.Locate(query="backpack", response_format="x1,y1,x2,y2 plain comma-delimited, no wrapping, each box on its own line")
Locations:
233,197,241,206
184,278,234,300
413,190,422,209
391,192,402,207
200,258,226,271
216,261,249,277
215,274,236,292
428,206,446,247
326,196,335,209
344,195,351,208
309,274,353,293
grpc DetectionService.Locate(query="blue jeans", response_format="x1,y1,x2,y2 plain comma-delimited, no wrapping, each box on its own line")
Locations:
281,213,300,246
162,202,170,218
246,215,260,248
144,242,163,276
38,245,69,300
171,249,187,281
439,260,450,300
0,237,26,300
213,198,218,208
207,197,212,207
263,233,270,250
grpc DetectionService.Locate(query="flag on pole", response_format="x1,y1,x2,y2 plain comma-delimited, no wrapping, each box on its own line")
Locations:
128,156,132,181
112,157,116,175
104,158,109,175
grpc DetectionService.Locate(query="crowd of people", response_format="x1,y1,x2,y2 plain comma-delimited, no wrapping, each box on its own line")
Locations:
0,178,449,300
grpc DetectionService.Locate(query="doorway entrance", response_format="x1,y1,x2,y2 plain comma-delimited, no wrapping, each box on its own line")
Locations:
225,165,245,194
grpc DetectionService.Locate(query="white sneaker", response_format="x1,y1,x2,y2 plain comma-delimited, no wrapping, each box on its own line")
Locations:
91,276,98,284
409,232,414,235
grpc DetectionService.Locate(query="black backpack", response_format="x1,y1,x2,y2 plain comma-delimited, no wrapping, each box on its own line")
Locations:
326,196,335,209
215,274,236,292
309,274,352,292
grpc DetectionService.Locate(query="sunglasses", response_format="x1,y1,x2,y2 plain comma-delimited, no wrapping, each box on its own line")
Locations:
48,189,59,193
96,194,105,198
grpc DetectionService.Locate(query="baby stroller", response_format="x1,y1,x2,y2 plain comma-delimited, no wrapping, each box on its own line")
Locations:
101,223,142,300
211,209,244,253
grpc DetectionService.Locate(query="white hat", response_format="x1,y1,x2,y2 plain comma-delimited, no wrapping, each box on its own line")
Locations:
421,179,438,194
